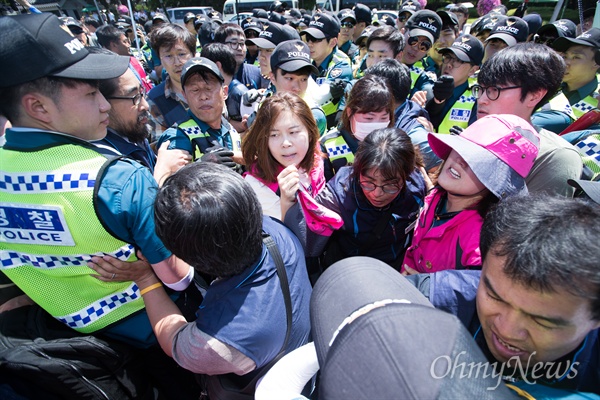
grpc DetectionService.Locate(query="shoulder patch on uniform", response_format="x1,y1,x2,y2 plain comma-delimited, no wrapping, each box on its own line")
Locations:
425,71,437,81
330,68,343,78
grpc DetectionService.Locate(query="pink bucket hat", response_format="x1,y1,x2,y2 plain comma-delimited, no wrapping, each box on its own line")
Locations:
428,114,540,199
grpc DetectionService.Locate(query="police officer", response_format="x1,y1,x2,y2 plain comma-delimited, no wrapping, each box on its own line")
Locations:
337,9,359,61
426,34,483,134
157,57,243,169
553,28,600,119
0,13,195,347
401,10,442,98
301,12,353,128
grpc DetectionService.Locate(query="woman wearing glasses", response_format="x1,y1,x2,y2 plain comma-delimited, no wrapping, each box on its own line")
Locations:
292,127,427,271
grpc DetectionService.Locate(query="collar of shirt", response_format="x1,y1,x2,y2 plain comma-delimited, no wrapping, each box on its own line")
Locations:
4,127,92,150
187,111,232,149
164,75,187,104
563,77,599,104
316,49,335,73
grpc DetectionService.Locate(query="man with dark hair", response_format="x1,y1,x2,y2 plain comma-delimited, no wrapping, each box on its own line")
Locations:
475,42,582,196
126,161,311,381
96,24,131,55
365,59,437,171
409,194,600,395
0,13,195,351
214,23,267,90
448,3,469,33
146,23,196,135
365,25,404,69
83,17,101,46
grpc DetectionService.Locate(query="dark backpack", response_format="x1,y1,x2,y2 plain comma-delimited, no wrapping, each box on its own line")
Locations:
0,305,154,400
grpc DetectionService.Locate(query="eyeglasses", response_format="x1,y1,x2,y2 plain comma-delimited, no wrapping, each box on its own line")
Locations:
441,54,467,67
471,84,521,101
224,40,246,49
304,35,325,44
341,21,355,29
407,36,432,52
360,181,402,194
398,14,409,23
106,88,146,106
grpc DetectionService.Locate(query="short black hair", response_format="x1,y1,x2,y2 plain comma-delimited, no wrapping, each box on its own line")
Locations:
366,25,405,57
154,162,264,278
96,24,125,48
481,194,600,321
84,17,100,29
149,23,196,59
214,23,245,43
201,43,237,77
477,42,565,110
365,59,410,104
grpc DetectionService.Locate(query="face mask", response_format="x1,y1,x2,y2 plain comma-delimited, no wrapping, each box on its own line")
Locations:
352,117,389,141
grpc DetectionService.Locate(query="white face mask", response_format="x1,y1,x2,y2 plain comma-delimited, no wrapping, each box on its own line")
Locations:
352,117,389,141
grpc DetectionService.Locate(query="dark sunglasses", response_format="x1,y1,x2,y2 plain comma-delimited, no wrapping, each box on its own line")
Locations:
407,36,432,52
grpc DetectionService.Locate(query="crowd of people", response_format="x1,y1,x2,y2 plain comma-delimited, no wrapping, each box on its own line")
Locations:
1,1,600,398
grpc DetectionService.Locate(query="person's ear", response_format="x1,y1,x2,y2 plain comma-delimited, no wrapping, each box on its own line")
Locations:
329,37,338,49
468,65,479,76
21,93,54,124
222,84,229,101
525,88,547,109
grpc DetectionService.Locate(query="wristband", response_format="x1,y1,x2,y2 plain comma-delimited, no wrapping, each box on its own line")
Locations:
140,282,163,296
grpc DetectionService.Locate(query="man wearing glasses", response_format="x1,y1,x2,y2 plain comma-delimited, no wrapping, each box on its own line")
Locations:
425,34,483,134
337,9,360,61
214,23,269,91
95,58,191,184
146,24,196,136
475,42,582,197
400,10,442,99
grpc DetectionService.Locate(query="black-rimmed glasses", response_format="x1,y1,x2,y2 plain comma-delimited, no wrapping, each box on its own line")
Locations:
442,54,467,67
471,84,521,101
224,40,246,49
359,181,402,194
106,88,146,106
341,21,355,29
